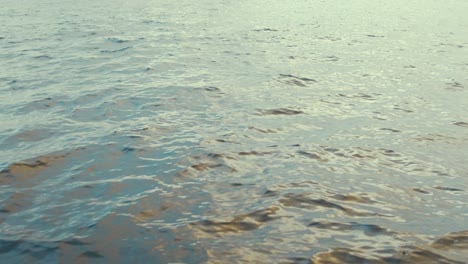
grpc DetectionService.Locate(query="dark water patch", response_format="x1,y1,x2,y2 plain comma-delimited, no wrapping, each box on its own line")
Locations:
308,221,394,236
279,193,379,217
297,150,328,162
366,34,385,38
329,193,377,204
284,257,313,264
279,74,317,82
431,230,468,250
337,93,377,100
372,115,388,120
17,97,57,113
439,42,465,49
380,149,401,157
0,147,85,187
192,86,223,93
312,247,384,263
214,139,237,144
142,19,163,24
404,65,416,68
323,55,340,62
191,207,280,234
433,186,464,192
192,220,259,233
63,239,90,246
71,210,208,262
392,249,467,264
287,181,319,187
191,163,223,171
413,134,458,143
206,153,233,159
195,86,225,97
412,188,431,194
33,55,52,59
431,170,450,176
0,240,21,254
133,209,163,222
128,192,204,225
177,153,238,177
380,128,401,133
317,35,341,41
446,81,464,91
121,147,136,153
252,28,279,32
141,103,161,110
0,192,33,216
1,159,51,185
269,181,319,194
78,250,104,259
256,108,304,115
248,126,277,133
277,74,317,87
263,189,280,197
383,231,468,263
280,79,307,87
238,150,274,156
202,86,222,92
394,106,414,113
107,37,129,44
244,207,281,223
305,145,451,177
100,46,131,53
453,122,468,128
127,135,143,139
319,99,342,105
323,147,339,153
0,239,58,262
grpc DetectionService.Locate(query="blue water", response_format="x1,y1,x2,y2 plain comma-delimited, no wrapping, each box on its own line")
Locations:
1,0,468,263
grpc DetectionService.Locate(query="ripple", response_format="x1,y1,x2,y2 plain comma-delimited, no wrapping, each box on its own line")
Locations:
454,122,468,128
190,207,280,234
0,148,84,187
99,46,132,53
308,221,394,236
248,126,278,134
277,74,317,87
256,108,304,115
1,0,467,262
278,193,383,217
293,145,454,177
433,186,464,192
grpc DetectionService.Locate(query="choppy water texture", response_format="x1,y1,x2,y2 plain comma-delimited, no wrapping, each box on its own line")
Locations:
1,0,468,263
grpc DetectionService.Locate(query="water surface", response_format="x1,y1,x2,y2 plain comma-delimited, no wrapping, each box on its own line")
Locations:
1,0,468,263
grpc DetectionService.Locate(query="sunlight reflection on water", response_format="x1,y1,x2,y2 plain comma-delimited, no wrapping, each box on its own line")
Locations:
1,0,467,262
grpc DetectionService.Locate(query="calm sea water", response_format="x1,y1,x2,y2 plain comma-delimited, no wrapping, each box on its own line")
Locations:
1,0,468,263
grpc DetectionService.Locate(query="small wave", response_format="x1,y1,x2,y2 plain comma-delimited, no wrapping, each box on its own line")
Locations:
256,108,304,115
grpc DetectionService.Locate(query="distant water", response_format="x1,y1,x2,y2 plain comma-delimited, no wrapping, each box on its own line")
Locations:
1,0,468,263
